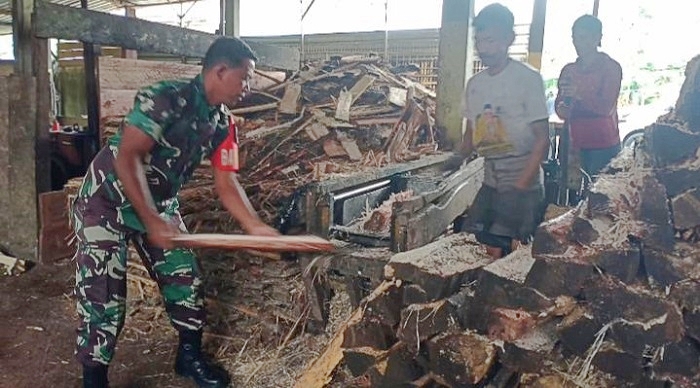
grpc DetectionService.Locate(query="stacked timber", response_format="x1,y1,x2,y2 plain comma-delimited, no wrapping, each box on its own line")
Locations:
67,57,442,233
301,55,700,387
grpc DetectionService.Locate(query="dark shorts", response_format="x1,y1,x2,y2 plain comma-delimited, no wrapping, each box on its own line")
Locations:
456,185,544,253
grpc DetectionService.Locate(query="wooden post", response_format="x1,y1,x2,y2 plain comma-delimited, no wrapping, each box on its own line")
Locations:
436,0,474,149
6,0,48,260
33,37,51,194
122,7,138,59
8,75,39,259
223,0,240,37
81,0,100,142
593,0,600,17
11,0,33,74
527,0,547,70
0,76,9,250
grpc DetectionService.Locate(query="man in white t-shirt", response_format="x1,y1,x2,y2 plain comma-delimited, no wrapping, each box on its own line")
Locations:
445,3,550,258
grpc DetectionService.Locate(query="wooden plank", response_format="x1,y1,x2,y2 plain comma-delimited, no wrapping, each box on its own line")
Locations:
278,83,302,115
7,75,38,259
348,74,376,104
171,233,335,253
34,2,300,71
352,116,400,126
388,87,407,107
304,122,329,141
0,76,9,248
33,38,51,194
294,280,398,388
393,158,484,252
340,139,363,161
334,89,352,121
99,89,137,119
38,190,74,263
309,153,450,195
230,102,277,115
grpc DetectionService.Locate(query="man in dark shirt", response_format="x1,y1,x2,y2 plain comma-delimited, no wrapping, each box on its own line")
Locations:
72,37,279,388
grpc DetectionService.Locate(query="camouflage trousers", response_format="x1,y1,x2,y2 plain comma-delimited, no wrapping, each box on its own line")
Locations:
72,196,205,367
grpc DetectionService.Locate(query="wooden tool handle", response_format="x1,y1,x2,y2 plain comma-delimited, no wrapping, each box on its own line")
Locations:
171,234,335,253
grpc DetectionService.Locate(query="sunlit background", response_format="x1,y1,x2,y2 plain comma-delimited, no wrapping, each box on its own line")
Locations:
0,0,696,125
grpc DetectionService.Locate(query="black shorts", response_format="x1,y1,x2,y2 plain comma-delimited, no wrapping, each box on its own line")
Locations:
456,185,544,252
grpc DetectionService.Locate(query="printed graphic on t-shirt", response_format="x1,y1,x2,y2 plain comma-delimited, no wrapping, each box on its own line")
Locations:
473,104,514,157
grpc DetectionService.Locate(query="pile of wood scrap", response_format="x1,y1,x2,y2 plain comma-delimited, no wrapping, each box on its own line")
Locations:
345,190,415,235
230,57,440,226
65,57,442,233
296,55,700,387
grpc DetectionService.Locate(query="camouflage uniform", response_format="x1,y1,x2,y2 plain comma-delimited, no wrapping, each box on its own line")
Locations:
72,74,231,367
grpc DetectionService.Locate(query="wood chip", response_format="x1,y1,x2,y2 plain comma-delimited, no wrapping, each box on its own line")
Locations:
334,89,353,121
278,83,302,115
340,139,363,161
305,122,329,141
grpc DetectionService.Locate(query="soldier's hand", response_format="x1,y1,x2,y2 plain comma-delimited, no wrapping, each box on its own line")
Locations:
145,217,180,250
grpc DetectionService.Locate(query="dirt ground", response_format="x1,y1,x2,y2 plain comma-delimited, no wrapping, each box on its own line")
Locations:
0,251,351,388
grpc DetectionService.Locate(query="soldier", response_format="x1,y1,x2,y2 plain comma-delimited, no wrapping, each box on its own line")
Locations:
72,37,279,388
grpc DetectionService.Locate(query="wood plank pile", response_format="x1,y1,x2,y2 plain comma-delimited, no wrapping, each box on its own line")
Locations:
66,57,442,232
313,56,700,387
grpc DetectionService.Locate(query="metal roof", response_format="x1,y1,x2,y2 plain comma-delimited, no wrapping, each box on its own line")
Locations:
0,0,193,34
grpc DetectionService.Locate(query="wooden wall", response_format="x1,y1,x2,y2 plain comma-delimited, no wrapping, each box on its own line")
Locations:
96,57,285,145
97,57,202,144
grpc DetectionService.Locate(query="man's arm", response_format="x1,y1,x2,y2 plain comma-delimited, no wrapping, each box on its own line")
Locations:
443,119,475,171
114,126,179,248
515,119,549,190
555,66,572,120
213,168,279,236
456,119,475,158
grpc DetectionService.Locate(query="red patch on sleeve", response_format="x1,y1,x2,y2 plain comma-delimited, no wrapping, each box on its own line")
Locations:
212,117,239,172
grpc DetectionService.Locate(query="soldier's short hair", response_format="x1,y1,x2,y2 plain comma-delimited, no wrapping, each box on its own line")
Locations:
203,37,258,70
473,3,514,34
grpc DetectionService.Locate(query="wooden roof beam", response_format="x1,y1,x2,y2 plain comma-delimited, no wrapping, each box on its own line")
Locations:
33,1,300,70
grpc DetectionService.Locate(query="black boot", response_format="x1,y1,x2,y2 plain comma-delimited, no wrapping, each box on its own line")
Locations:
175,330,231,388
82,364,108,388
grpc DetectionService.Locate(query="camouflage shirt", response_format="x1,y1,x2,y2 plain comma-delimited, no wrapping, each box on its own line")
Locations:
77,74,230,232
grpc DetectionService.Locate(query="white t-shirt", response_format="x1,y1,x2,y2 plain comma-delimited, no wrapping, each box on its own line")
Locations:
462,59,549,190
